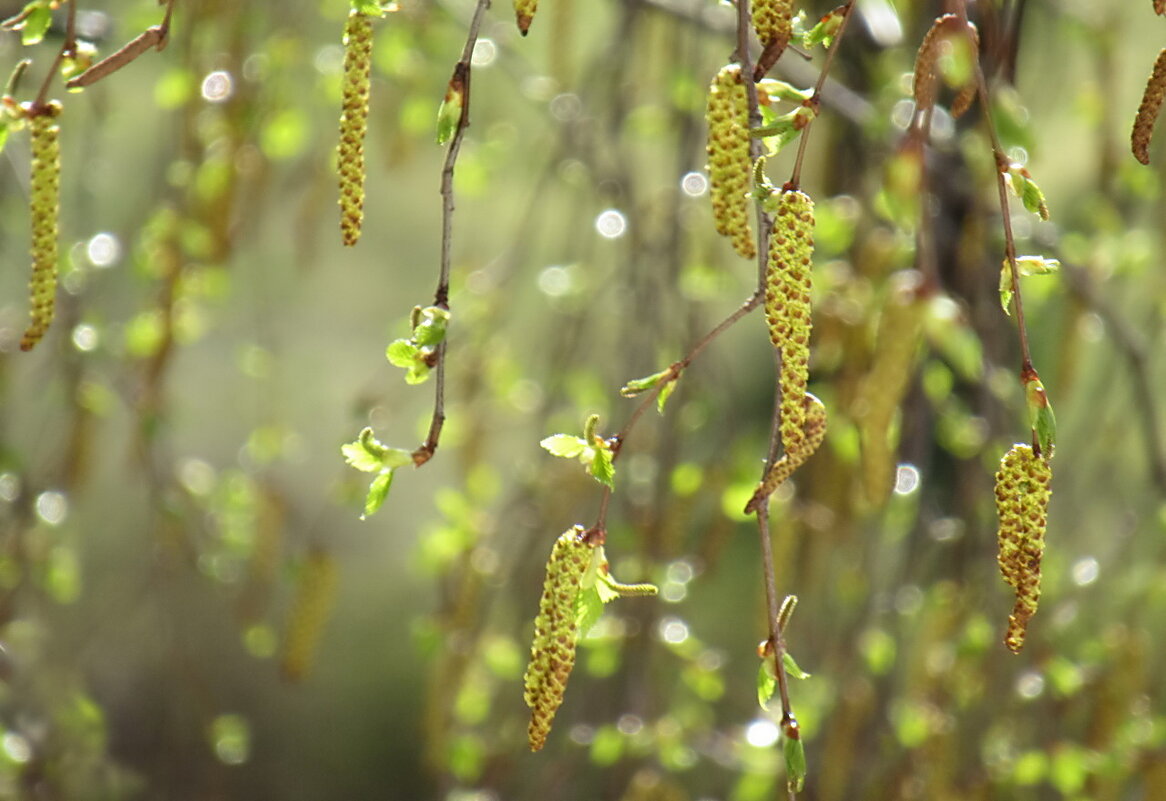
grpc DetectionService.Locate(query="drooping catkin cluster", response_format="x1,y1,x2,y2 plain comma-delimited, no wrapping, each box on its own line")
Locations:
280,549,339,682
20,107,61,352
524,526,593,751
1132,49,1166,165
514,0,538,35
995,444,1052,654
751,0,793,81
338,10,373,247
706,65,755,260
856,277,926,506
745,393,827,513
766,189,815,462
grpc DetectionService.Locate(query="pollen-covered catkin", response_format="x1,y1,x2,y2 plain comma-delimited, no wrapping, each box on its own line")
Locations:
706,65,755,260
20,108,61,352
524,526,593,751
1132,49,1166,165
514,0,538,35
744,393,826,513
765,189,815,461
912,15,977,116
994,444,1052,654
856,277,926,506
280,549,339,682
751,0,793,81
338,10,373,246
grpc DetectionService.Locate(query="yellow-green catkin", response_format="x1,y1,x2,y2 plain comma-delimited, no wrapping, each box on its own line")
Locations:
1132,49,1166,165
706,65,755,260
856,277,926,506
995,444,1052,654
21,107,61,352
280,549,339,682
752,0,793,80
338,11,373,246
766,189,815,461
514,0,538,35
745,393,826,513
523,526,593,751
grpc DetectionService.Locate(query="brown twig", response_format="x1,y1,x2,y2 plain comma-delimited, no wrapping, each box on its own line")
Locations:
29,1,76,109
411,0,490,467
64,0,174,89
951,0,1033,374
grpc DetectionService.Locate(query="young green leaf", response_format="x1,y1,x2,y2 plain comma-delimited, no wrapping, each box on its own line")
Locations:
590,445,615,489
999,260,1014,316
656,379,677,414
363,470,394,518
412,306,450,346
783,651,812,679
802,6,844,49
386,339,420,368
783,734,807,792
575,585,605,636
1023,370,1056,456
20,3,52,46
757,661,777,710
350,0,386,16
619,368,669,397
436,78,463,145
540,434,587,458
341,427,412,472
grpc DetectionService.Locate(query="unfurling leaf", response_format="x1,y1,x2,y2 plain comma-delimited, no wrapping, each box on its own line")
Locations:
656,379,677,414
412,306,450,346
783,651,811,679
757,661,777,709
620,368,670,397
802,5,845,49
363,470,393,518
1022,368,1056,456
436,72,464,145
1005,164,1051,220
589,445,615,489
783,732,807,792
540,434,587,458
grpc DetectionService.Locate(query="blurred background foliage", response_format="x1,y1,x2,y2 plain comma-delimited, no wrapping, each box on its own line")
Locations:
0,0,1165,799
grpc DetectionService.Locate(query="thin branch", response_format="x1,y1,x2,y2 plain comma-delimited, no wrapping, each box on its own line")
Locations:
951,0,1033,372
412,0,491,466
788,0,856,189
32,0,76,109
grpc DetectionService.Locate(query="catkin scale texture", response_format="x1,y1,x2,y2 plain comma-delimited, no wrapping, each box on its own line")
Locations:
338,11,373,246
765,190,815,460
280,550,339,682
21,113,61,352
995,445,1052,653
752,0,792,80
744,394,826,513
1132,49,1166,165
524,526,593,751
705,65,755,259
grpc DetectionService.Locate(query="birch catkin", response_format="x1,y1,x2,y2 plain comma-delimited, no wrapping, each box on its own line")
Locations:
21,106,61,352
280,550,339,682
752,0,793,81
1132,49,1166,165
338,11,373,246
994,444,1052,654
744,393,826,513
524,526,593,751
706,65,755,260
766,189,815,461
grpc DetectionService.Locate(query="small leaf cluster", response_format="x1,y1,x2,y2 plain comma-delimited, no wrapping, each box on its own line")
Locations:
386,306,450,384
540,414,616,489
1004,163,1050,221
619,366,677,414
341,427,413,518
998,255,1059,316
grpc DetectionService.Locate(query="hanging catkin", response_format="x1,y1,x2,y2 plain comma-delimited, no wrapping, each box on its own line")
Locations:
338,11,373,246
20,106,61,352
752,0,793,80
1132,49,1166,165
280,549,339,681
523,526,593,751
706,65,755,260
994,444,1052,653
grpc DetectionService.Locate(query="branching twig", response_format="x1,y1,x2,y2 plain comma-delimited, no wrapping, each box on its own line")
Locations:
64,0,175,89
412,0,491,467
30,0,76,109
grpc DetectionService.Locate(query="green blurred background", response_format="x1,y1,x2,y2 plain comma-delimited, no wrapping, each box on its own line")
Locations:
1,0,1165,799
